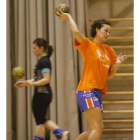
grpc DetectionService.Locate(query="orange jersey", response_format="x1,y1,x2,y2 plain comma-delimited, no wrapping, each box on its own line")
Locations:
74,37,117,94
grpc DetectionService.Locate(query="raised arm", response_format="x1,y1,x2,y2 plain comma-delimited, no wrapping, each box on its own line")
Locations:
56,10,84,44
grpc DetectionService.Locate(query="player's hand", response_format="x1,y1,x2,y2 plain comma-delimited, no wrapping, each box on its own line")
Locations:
116,52,127,64
55,9,70,20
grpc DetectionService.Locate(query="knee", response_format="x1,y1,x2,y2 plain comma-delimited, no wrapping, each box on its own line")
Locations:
94,123,104,134
90,123,104,134
99,123,104,133
36,124,45,127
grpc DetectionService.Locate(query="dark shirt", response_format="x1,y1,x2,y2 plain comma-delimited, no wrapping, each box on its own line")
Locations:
34,55,51,92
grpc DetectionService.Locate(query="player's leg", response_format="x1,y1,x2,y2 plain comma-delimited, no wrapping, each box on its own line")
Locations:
75,89,103,140
75,109,103,140
74,91,91,140
75,126,91,140
44,120,70,140
33,124,46,140
85,107,104,140
85,89,104,140
32,93,52,140
32,92,69,140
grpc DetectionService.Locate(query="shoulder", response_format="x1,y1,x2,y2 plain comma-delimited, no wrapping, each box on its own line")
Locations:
74,36,90,46
39,56,50,63
74,36,96,53
38,56,51,68
104,44,116,54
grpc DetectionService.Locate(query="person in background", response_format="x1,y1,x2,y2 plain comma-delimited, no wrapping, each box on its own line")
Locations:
14,38,69,140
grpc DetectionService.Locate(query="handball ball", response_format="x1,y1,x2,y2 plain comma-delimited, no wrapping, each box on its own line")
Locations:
55,4,70,13
12,67,25,79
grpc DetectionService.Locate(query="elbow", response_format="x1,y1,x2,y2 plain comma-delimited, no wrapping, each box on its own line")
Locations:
72,31,81,36
44,79,50,84
108,74,114,79
108,76,113,79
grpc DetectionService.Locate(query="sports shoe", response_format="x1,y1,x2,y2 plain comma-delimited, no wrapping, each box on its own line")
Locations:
60,131,70,140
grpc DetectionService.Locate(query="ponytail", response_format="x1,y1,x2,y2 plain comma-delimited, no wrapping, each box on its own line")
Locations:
47,45,53,58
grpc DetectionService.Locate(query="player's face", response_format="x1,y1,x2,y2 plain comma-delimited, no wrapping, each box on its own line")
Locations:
96,24,111,42
32,44,42,56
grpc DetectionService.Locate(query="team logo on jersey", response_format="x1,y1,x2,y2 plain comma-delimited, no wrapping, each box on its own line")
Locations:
96,49,102,59
93,97,98,101
105,53,110,60
96,49,110,69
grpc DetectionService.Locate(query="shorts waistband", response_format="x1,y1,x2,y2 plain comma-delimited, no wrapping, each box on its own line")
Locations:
76,89,101,93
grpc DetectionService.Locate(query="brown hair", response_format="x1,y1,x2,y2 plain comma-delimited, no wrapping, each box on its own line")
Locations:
90,19,111,37
33,38,53,58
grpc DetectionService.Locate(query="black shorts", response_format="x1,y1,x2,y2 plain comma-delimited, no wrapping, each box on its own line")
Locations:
32,87,52,125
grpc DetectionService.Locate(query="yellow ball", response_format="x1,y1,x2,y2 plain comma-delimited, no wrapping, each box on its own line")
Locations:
12,67,25,79
55,4,70,13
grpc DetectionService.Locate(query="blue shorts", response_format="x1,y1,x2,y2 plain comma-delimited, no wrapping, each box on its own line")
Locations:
76,89,103,113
